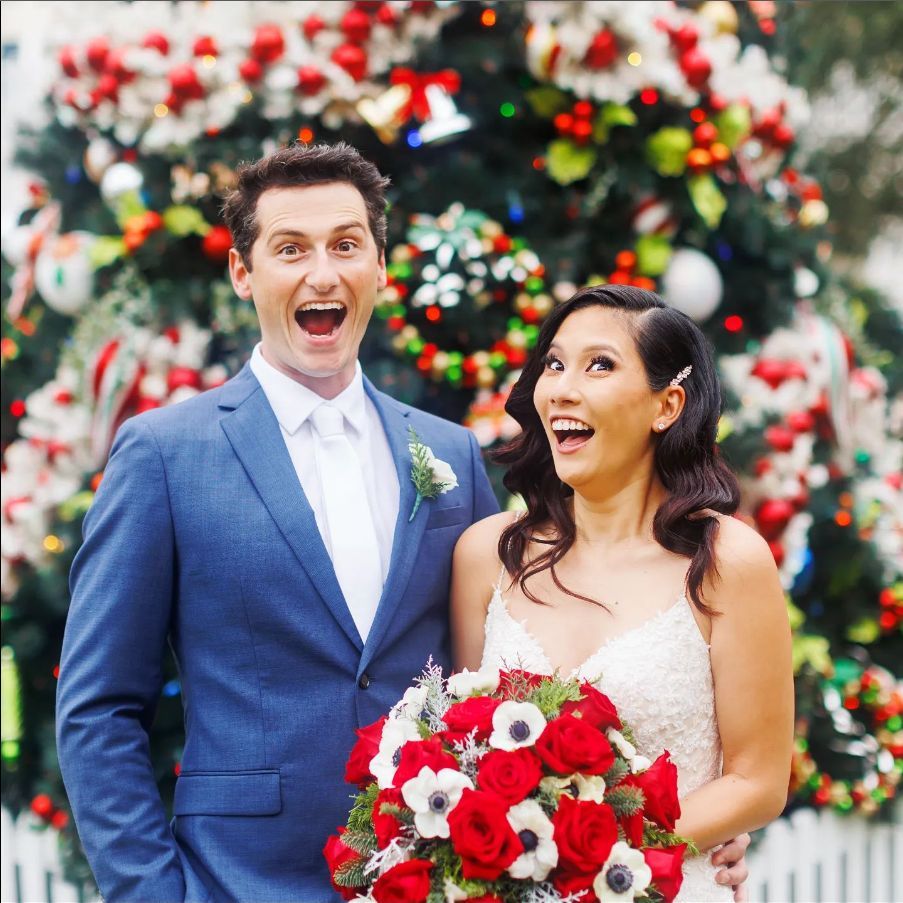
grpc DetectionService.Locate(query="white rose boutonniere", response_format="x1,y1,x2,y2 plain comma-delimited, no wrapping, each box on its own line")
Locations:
408,426,458,522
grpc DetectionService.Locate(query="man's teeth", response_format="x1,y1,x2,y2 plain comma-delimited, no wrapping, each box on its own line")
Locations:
298,302,345,312
551,418,593,432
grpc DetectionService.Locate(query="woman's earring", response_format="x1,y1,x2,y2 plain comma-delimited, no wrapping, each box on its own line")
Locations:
657,422,666,431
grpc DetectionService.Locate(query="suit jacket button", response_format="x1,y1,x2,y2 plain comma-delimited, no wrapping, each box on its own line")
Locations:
358,673,371,689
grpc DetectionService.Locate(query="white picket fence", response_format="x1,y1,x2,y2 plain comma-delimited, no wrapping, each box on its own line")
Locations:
2,803,901,903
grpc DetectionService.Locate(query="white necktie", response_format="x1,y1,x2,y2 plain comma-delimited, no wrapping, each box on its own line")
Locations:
310,404,383,642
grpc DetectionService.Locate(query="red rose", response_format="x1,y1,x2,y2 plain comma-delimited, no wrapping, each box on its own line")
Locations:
550,868,597,901
344,715,387,786
560,683,621,731
620,810,644,847
552,795,618,873
373,787,405,848
371,858,433,903
498,669,546,699
534,714,615,775
447,788,523,880
323,829,364,901
625,751,681,831
476,748,543,804
393,736,459,787
644,844,687,903
442,695,502,743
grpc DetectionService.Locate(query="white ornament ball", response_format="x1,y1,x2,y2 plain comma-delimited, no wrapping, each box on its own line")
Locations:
661,248,724,322
794,266,819,298
84,137,118,183
100,162,143,203
34,231,97,315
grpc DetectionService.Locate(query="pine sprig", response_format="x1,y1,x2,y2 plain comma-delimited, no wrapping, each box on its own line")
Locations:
346,784,379,833
603,758,630,786
604,784,645,817
526,674,584,717
340,828,378,857
644,824,699,857
334,857,368,888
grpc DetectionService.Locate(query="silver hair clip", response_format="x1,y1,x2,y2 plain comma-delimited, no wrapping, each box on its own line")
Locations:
670,365,693,387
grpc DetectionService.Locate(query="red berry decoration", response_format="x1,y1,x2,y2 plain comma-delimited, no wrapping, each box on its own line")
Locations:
302,14,326,41
672,23,699,53
193,35,218,57
376,4,399,26
96,73,120,102
584,29,618,69
764,424,796,453
297,66,326,97
142,31,170,55
51,810,70,831
331,43,368,81
239,58,264,83
31,794,55,820
693,122,718,148
168,64,204,100
167,367,203,393
85,37,110,73
59,46,79,78
342,8,372,44
251,24,285,64
202,225,233,263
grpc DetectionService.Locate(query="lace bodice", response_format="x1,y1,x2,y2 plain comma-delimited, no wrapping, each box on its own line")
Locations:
480,586,733,902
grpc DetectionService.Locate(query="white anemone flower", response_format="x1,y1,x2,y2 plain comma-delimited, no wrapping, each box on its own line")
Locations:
401,766,473,838
593,841,654,902
489,701,547,750
629,754,653,773
446,667,500,697
391,684,429,721
506,799,558,881
369,717,422,789
567,773,607,804
607,728,637,760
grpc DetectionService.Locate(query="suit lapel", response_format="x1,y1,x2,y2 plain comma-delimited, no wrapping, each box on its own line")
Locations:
361,381,429,666
218,367,363,652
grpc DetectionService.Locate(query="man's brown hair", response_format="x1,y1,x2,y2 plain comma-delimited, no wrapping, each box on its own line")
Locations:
221,141,390,268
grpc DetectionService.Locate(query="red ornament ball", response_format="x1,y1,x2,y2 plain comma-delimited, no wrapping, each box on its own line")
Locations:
585,29,618,69
202,225,233,262
672,23,699,53
31,794,55,820
680,48,712,88
755,498,796,541
59,46,79,78
297,66,326,97
302,14,326,41
765,424,796,453
331,43,368,81
193,35,218,58
142,31,170,55
168,64,204,100
342,8,373,44
239,58,264,83
251,24,285,64
51,810,70,831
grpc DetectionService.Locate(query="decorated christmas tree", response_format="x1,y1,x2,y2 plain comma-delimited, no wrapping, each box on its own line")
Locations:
1,0,900,886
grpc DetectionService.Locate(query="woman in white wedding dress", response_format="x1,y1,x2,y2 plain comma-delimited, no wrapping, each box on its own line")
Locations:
451,285,793,902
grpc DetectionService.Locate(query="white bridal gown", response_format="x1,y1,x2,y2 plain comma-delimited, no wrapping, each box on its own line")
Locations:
480,582,734,903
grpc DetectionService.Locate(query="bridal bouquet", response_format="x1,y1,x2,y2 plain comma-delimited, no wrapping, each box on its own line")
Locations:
324,664,692,903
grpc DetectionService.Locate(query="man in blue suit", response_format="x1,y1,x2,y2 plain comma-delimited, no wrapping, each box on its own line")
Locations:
56,142,499,902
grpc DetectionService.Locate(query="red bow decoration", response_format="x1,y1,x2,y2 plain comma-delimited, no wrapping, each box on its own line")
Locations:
389,67,461,122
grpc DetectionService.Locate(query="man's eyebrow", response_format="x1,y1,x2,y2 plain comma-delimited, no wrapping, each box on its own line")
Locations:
266,222,367,241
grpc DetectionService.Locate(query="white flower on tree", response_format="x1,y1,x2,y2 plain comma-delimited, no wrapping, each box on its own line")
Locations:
488,701,547,750
505,799,559,881
401,766,473,839
593,841,653,902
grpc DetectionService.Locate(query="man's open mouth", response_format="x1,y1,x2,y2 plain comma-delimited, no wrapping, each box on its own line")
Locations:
294,301,348,337
551,417,596,451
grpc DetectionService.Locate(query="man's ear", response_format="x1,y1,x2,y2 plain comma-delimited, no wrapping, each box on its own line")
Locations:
229,248,253,301
376,249,387,292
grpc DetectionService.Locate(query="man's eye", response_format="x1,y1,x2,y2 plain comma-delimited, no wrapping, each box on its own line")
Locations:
279,245,300,256
336,240,357,252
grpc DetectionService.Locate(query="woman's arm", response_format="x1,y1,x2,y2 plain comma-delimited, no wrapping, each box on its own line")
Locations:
674,517,794,851
450,511,515,671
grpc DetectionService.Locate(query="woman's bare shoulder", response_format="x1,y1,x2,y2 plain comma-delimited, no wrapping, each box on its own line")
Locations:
454,510,520,567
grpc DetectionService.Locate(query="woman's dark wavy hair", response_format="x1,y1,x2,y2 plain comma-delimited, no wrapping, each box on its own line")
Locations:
493,283,740,615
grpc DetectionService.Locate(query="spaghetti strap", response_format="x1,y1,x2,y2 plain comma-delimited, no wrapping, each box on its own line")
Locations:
494,563,508,592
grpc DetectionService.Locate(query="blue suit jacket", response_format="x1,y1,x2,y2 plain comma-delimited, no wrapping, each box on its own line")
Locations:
56,365,499,902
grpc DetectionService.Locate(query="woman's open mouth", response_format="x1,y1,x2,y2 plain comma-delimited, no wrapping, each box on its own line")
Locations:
551,417,595,453
294,301,348,338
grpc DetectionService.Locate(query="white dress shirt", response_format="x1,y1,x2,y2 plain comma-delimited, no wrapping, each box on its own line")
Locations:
249,345,400,585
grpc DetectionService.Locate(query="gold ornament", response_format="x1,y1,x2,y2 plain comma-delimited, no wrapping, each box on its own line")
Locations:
356,84,412,145
477,366,496,388
799,199,829,228
699,1,740,35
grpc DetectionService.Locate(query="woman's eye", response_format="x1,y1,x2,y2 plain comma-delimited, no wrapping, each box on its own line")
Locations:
588,356,614,372
541,354,564,372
